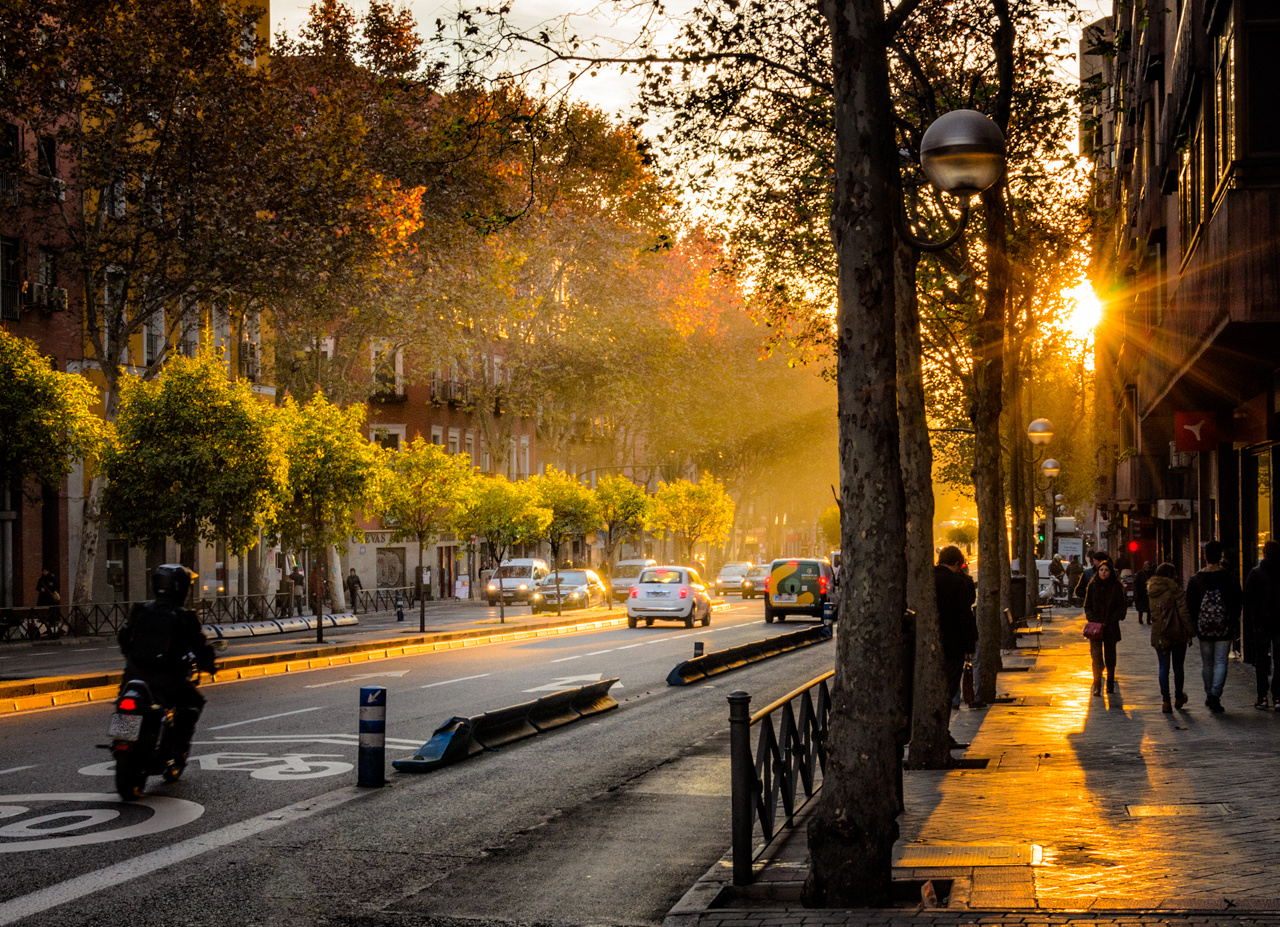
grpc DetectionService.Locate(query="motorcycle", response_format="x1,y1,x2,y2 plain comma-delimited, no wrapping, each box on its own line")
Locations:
106,641,226,801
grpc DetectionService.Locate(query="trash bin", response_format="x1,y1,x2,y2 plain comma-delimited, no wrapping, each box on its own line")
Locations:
1008,574,1027,621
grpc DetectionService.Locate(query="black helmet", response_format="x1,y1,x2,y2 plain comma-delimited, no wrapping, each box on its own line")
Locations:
153,564,196,605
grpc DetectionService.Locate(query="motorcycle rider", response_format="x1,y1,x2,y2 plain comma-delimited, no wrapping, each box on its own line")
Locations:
118,564,217,774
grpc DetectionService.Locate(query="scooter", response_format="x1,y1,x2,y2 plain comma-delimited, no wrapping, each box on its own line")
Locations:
106,641,226,801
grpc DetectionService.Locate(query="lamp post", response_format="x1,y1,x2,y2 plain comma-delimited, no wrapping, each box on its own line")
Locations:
1041,458,1061,565
1025,419,1054,606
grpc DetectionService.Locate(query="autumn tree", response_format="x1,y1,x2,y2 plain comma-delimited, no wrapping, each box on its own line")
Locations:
531,468,602,615
649,475,735,564
595,475,651,584
382,438,476,630
452,476,551,623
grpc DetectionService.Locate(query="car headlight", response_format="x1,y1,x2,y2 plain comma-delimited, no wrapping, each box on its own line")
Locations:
518,584,528,590
532,592,543,600
569,591,581,598
487,584,497,591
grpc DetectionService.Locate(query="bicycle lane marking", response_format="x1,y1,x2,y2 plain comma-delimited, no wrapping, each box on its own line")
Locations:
0,785,373,925
0,793,204,853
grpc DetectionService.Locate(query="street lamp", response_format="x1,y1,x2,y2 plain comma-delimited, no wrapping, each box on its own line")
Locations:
1027,419,1054,446
1040,458,1062,567
898,110,1007,252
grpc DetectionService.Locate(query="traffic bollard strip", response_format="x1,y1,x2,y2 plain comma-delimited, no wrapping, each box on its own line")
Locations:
665,625,834,686
392,678,620,774
358,685,387,787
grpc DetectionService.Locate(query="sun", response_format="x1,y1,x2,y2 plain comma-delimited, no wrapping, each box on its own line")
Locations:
1061,281,1102,341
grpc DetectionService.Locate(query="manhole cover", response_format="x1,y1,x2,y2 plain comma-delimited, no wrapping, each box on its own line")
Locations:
893,845,1041,867
1127,803,1232,816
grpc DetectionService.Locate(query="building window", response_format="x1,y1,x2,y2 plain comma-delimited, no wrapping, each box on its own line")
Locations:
372,424,405,451
144,314,164,366
37,136,56,177
0,236,19,322
178,298,199,357
464,432,475,467
520,437,530,479
430,426,443,446
104,178,126,218
1179,117,1203,254
447,428,460,456
1216,18,1236,181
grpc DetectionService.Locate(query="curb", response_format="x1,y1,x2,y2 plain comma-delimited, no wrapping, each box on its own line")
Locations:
0,614,629,716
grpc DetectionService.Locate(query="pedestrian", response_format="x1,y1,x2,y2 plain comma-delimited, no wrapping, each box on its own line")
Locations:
935,546,978,719
345,568,364,614
35,568,61,638
288,564,305,617
1147,562,1194,712
1243,539,1280,710
1187,539,1242,713
1134,561,1153,625
1049,555,1065,600
1066,555,1084,606
1084,558,1127,695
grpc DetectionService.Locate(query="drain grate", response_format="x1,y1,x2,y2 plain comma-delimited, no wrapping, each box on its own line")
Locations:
1127,802,1232,816
893,845,1042,867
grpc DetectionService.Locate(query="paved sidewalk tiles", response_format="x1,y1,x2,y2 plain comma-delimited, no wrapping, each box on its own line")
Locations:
669,608,1280,926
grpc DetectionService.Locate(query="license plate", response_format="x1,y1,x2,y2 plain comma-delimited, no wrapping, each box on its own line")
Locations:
108,713,143,741
773,594,797,603
646,590,669,598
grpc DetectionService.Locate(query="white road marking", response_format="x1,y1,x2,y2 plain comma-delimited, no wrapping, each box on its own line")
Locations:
615,641,653,649
208,707,324,730
584,650,614,655
69,648,99,653
303,670,411,689
0,786,371,924
524,674,607,693
549,655,583,663
193,734,424,748
419,673,490,689
0,794,203,854
0,768,35,776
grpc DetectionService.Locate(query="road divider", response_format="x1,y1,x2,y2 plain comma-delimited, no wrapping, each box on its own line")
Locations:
202,614,359,639
0,615,628,716
392,678,620,774
665,625,833,686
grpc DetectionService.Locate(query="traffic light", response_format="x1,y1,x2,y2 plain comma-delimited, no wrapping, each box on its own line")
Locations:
1128,540,1140,553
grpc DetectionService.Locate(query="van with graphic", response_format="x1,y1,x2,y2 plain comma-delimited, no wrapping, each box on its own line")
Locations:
765,558,836,623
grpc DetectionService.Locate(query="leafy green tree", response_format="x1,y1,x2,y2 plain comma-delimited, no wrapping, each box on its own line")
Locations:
649,475,735,564
101,351,286,564
945,523,977,554
595,475,651,588
818,505,842,552
381,438,475,631
452,476,551,623
271,396,383,642
0,331,101,504
531,468,603,616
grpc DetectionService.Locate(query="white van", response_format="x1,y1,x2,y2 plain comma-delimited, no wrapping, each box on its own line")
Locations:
486,558,550,606
610,558,658,602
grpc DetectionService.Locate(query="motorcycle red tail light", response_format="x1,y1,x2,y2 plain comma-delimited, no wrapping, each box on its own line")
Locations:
629,587,638,598
118,697,138,711
679,586,690,599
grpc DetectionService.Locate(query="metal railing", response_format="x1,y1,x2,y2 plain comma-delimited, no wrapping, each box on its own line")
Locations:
355,585,417,614
1,601,135,640
729,670,833,885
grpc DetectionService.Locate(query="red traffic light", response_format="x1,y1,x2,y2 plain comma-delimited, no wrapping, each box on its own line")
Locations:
1128,541,1140,553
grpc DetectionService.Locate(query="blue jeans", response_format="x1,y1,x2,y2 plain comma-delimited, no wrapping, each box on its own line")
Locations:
1157,643,1187,699
1200,639,1231,697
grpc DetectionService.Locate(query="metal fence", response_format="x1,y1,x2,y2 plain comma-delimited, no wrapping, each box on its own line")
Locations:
729,670,833,886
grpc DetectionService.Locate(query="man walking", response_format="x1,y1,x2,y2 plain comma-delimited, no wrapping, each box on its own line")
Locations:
1187,540,1243,713
1066,556,1084,606
345,568,364,615
1244,539,1280,710
935,545,978,718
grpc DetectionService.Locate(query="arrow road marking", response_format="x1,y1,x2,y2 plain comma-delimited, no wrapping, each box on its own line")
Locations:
523,674,623,693
304,670,411,689
0,768,36,776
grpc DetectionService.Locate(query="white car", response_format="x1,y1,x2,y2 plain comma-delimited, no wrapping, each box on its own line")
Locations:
715,561,753,596
610,558,658,602
486,559,549,606
626,565,712,628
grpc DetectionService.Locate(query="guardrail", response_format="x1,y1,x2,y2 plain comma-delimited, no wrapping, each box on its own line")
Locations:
729,670,833,886
666,625,832,685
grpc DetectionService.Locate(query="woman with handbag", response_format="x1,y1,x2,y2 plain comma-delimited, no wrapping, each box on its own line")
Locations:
1083,559,1127,695
1147,563,1194,712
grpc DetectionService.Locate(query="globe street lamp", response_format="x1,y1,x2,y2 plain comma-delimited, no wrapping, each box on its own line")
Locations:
1027,418,1054,446
1041,458,1062,569
898,110,1007,253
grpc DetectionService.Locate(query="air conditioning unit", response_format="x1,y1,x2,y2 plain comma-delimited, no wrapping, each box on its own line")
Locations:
22,281,44,306
47,178,65,202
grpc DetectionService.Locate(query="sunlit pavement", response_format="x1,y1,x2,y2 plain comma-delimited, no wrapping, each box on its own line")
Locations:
675,607,1280,925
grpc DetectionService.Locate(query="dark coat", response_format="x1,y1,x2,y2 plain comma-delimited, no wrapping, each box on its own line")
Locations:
35,573,58,607
935,564,978,659
1244,557,1280,636
1133,569,1150,612
1187,567,1242,641
1147,575,1193,650
1083,575,1126,643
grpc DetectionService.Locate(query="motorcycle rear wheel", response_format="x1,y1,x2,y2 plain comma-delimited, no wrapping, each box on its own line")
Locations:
114,750,147,801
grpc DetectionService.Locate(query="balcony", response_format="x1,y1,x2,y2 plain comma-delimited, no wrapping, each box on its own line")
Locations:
1114,454,1160,505
0,282,18,321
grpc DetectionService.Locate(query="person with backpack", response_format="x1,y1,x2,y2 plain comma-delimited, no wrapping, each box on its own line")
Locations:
1084,559,1127,696
1187,539,1243,713
1244,539,1280,710
1147,563,1194,712
118,565,218,772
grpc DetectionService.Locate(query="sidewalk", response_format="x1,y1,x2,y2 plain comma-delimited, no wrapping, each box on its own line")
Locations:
670,607,1280,926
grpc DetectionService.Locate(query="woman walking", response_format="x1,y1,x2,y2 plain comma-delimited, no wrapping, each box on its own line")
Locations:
1084,559,1128,695
1147,563,1194,712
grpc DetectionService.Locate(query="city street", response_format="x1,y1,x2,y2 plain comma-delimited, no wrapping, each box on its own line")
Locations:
0,596,833,926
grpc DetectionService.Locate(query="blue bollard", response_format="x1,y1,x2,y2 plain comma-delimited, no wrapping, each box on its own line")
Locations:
358,686,386,787
395,594,405,622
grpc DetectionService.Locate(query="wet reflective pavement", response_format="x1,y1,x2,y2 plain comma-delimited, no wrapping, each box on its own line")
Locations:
671,607,1280,925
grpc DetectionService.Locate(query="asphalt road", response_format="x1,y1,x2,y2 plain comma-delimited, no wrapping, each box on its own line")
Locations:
0,597,834,926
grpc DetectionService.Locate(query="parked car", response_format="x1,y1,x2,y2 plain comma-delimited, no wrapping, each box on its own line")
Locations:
486,558,550,606
610,558,658,602
741,564,770,599
626,565,712,628
530,569,608,613
764,558,836,623
715,561,754,597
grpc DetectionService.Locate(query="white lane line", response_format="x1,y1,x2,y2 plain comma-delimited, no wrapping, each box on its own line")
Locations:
0,785,373,925
584,650,614,656
70,648,99,653
207,707,324,731
615,641,653,650
419,673,490,689
0,766,36,775
550,655,583,663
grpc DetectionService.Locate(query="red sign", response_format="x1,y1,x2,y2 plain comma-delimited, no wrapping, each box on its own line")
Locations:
1174,412,1218,452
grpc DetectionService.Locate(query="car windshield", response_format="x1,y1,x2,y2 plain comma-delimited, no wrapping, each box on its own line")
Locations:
775,561,821,578
498,565,532,578
543,571,589,586
719,563,751,576
747,566,768,577
612,564,644,579
639,568,684,584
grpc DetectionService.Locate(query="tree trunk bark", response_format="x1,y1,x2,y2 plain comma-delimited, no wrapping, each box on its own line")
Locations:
70,474,104,630
803,0,906,907
897,241,948,770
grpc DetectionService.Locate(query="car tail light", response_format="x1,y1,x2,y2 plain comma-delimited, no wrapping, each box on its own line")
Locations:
788,560,798,566
679,586,690,599
629,587,638,598
118,697,138,711
765,576,772,592
819,576,829,595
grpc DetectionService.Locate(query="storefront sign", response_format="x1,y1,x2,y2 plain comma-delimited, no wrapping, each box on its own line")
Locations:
1156,499,1192,520
1174,412,1218,452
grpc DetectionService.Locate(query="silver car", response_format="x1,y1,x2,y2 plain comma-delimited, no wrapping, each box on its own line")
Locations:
530,569,607,613
715,561,753,597
626,566,712,628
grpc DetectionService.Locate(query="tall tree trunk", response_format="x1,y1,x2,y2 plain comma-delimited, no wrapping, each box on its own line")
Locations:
803,0,906,907
70,474,104,627
897,241,947,770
